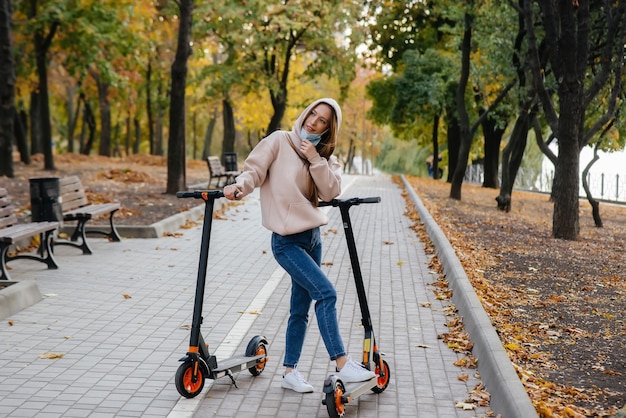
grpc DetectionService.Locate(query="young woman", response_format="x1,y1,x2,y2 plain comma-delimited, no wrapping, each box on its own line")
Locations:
223,98,376,393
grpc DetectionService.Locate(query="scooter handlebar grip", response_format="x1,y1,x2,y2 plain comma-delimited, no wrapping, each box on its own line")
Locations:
176,191,197,199
359,197,381,204
176,190,225,199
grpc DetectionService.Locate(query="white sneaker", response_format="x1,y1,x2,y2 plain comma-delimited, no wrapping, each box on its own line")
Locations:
281,368,314,393
337,357,377,383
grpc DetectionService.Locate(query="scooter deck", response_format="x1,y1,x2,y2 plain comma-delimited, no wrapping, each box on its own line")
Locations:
213,354,266,375
342,375,379,399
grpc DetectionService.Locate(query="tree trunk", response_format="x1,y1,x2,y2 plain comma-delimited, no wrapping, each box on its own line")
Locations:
35,34,55,169
155,80,165,156
0,0,15,177
431,114,440,179
81,99,96,155
192,109,197,159
581,145,602,227
166,0,193,194
267,88,286,135
445,112,460,183
95,75,111,157
481,111,505,188
125,116,131,155
31,1,58,170
29,90,42,155
552,82,582,239
551,3,584,240
450,12,473,200
552,132,580,240
201,108,217,160
222,97,236,154
496,109,530,212
133,117,140,154
14,109,30,165
68,88,81,154
146,57,154,155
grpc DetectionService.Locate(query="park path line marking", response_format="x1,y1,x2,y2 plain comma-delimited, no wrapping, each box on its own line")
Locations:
168,176,356,418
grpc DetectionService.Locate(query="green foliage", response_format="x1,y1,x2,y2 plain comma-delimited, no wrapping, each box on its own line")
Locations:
197,0,362,104
375,135,434,177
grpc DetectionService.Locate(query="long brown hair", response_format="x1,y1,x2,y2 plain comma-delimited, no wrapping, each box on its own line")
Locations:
309,104,338,206
313,104,338,159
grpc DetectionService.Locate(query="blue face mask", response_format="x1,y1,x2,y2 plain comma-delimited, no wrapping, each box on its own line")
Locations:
300,127,323,146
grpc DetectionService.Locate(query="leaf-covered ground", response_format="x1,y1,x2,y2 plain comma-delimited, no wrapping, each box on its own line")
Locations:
4,153,211,226
403,175,625,417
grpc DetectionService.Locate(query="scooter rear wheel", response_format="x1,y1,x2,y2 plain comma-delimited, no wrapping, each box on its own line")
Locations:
175,358,209,398
245,336,269,376
325,379,346,418
371,359,391,393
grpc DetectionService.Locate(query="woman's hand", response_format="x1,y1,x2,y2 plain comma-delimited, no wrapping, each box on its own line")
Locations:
300,139,319,160
224,184,242,200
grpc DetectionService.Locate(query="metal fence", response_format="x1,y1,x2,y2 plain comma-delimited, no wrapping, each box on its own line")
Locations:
464,164,626,203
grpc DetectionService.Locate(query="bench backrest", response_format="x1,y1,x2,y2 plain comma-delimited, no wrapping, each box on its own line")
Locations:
59,176,89,212
207,156,226,176
0,188,19,229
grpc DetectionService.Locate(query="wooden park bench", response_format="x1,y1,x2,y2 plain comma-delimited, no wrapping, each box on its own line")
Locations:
57,176,122,255
0,188,59,281
206,156,241,188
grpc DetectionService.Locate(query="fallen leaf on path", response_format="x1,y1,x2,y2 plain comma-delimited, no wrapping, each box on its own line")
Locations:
39,352,64,359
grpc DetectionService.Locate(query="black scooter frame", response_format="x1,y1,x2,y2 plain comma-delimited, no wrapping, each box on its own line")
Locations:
319,197,391,418
174,190,268,398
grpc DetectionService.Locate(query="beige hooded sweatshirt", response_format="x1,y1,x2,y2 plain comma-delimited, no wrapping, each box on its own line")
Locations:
233,98,343,236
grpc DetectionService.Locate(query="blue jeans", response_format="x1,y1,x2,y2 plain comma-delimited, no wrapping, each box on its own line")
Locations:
271,228,346,368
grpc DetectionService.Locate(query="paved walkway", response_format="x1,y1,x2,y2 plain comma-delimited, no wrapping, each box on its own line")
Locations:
1,174,492,417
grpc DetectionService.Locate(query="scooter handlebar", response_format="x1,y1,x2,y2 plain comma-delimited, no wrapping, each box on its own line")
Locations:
176,190,225,199
318,197,381,207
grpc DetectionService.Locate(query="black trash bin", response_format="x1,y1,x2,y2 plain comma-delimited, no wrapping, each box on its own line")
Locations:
30,177,63,225
222,152,238,172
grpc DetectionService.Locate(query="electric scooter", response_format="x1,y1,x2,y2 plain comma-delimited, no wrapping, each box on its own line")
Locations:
318,197,391,418
174,190,268,398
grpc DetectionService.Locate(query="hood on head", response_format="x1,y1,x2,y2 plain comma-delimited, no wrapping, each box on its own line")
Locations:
292,98,342,136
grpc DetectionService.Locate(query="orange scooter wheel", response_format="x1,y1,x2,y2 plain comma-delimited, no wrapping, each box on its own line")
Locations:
175,358,208,398
325,379,346,418
371,359,391,394
245,335,269,376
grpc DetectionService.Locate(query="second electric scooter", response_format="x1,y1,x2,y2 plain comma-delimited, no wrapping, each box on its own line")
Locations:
318,197,391,418
174,190,268,398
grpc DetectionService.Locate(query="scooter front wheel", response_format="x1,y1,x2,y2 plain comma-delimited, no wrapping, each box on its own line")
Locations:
325,379,347,418
175,358,209,398
371,359,391,393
